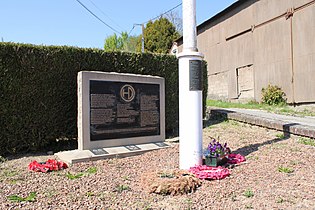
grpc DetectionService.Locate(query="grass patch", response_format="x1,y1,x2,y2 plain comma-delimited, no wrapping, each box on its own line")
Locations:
0,169,22,184
9,180,18,184
207,99,265,109
159,171,175,179
298,137,315,147
228,120,240,126
276,197,285,203
86,191,95,197
66,167,98,180
8,177,24,184
115,184,130,193
278,166,294,173
275,133,285,139
66,172,84,180
0,156,7,163
7,192,37,202
2,169,18,177
86,167,97,174
243,189,254,198
207,100,315,117
44,190,56,198
220,120,240,128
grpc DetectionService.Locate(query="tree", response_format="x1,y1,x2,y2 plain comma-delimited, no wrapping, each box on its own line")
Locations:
143,17,180,54
104,33,122,51
164,11,183,35
104,32,141,52
125,35,141,52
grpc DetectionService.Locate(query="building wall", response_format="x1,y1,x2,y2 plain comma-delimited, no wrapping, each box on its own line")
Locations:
191,0,257,101
178,0,315,104
253,8,293,102
207,71,228,100
253,0,315,103
293,2,315,103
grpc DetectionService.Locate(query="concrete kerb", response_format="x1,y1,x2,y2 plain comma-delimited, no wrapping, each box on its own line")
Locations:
206,107,315,139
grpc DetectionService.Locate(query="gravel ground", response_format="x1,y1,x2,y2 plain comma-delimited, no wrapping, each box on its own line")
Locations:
1,120,315,209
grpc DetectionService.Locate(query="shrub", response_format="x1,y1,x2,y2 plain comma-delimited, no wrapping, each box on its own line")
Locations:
0,43,208,156
261,85,286,106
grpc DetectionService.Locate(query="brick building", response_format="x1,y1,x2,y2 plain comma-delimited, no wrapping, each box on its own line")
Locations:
176,0,315,104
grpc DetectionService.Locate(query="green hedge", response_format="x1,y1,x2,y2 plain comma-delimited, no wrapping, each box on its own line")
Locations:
0,43,207,156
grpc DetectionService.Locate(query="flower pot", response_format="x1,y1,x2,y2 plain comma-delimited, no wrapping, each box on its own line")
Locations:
205,155,228,167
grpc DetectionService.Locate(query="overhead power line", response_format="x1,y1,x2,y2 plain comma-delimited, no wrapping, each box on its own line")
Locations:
128,25,135,36
86,0,125,32
75,0,121,35
129,3,182,36
142,3,182,24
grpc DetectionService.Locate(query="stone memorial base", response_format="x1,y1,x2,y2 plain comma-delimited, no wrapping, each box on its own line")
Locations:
56,142,170,164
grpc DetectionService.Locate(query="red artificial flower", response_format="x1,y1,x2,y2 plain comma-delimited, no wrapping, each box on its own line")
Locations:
189,154,246,180
28,159,68,173
227,154,246,164
189,165,230,180
57,161,68,170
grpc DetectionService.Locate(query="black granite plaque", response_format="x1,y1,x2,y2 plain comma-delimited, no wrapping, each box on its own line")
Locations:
189,60,203,91
90,80,160,141
154,142,168,147
125,145,141,151
90,148,109,155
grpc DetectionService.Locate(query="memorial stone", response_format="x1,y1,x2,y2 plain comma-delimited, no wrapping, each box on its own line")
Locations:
78,71,165,150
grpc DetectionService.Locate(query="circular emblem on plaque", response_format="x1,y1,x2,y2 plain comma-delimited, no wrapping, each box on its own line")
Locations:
120,84,135,102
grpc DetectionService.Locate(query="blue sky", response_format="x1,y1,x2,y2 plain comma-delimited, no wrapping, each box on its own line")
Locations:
0,0,236,49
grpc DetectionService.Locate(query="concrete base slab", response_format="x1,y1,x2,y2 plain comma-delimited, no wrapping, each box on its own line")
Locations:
55,142,171,165
207,107,315,139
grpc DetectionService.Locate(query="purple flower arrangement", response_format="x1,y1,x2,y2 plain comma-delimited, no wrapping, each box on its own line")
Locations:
204,138,231,158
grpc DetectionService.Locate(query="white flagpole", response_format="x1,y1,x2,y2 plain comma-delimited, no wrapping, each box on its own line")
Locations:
178,0,204,169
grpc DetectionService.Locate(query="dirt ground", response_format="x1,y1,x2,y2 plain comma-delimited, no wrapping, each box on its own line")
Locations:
1,119,315,209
